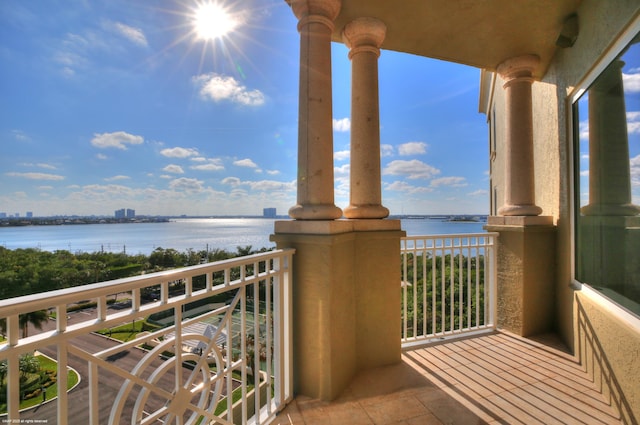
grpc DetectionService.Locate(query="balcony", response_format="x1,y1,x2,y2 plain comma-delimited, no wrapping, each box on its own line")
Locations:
274,331,623,425
0,234,625,424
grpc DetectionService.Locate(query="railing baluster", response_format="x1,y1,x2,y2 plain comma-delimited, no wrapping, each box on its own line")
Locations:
89,361,99,425
401,233,498,348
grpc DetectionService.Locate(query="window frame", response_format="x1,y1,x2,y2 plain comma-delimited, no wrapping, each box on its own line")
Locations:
568,13,640,324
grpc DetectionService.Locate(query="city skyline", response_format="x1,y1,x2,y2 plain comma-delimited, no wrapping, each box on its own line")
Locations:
1,0,490,217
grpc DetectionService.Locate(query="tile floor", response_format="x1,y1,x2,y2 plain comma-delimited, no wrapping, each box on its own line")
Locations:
273,331,623,425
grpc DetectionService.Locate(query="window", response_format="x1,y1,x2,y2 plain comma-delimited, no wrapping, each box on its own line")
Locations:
573,31,640,315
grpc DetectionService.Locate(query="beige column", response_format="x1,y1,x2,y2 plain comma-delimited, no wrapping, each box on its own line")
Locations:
582,59,640,216
497,55,542,216
342,18,389,219
288,0,343,220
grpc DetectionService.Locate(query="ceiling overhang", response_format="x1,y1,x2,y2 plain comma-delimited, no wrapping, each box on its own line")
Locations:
331,0,582,78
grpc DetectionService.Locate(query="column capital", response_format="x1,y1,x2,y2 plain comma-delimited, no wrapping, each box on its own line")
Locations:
287,0,341,23
497,54,539,85
342,17,386,57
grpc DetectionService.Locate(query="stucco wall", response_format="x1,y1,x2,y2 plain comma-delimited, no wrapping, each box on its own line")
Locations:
537,0,640,422
487,1,640,422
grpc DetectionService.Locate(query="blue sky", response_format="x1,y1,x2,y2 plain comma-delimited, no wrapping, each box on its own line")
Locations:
0,0,491,217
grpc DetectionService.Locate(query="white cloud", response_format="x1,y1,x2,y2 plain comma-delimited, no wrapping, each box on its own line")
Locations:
168,177,204,193
234,158,258,168
631,155,640,186
628,111,640,135
333,118,351,132
245,180,295,191
13,130,30,142
334,163,350,177
163,164,184,174
221,176,295,192
467,189,488,196
383,159,440,180
381,144,394,157
623,72,640,93
334,150,350,161
91,131,144,150
191,162,225,171
430,176,467,187
6,172,65,181
96,153,108,160
266,170,280,175
398,141,427,156
104,175,130,181
160,147,199,158
222,177,241,186
579,120,589,141
20,162,57,170
386,181,433,194
194,73,265,106
110,22,148,47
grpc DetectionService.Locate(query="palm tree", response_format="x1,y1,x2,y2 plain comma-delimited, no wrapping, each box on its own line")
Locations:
19,310,49,338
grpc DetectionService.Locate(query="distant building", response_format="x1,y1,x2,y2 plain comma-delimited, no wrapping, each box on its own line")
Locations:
0,212,6,218
26,211,33,218
263,208,276,218
115,208,135,219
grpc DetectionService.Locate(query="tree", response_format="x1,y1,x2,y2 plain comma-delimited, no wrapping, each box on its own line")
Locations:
0,360,7,386
19,354,40,381
19,310,49,338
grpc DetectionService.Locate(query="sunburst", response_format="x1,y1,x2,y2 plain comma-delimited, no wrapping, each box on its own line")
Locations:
193,2,239,41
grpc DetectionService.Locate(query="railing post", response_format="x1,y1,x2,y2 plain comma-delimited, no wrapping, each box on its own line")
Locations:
6,315,20,422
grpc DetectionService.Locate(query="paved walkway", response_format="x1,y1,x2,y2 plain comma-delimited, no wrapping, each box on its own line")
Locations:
275,331,623,425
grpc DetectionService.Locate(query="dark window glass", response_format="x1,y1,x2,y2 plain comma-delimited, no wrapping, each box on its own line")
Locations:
574,33,640,315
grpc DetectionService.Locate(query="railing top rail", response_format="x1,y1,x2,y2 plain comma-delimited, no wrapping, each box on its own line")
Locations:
402,232,499,241
0,248,295,315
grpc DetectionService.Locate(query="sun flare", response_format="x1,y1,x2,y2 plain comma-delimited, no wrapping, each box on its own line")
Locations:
193,2,238,40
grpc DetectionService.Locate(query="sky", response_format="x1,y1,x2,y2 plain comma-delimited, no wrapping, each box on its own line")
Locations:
0,0,491,218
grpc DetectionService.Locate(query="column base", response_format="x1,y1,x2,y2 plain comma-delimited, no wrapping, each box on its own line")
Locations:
288,203,343,220
498,204,543,216
343,204,389,219
271,219,404,400
580,203,640,216
485,216,556,336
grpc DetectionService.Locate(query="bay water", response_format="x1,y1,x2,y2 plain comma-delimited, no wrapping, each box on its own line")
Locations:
0,218,487,255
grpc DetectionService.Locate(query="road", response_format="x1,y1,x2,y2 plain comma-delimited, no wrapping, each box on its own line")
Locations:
18,305,232,424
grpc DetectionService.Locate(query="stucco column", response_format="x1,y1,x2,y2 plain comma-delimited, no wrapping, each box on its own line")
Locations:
582,59,640,216
497,55,542,216
287,0,343,220
342,18,389,219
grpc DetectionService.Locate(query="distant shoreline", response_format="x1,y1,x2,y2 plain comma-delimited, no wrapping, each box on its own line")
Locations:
0,214,487,228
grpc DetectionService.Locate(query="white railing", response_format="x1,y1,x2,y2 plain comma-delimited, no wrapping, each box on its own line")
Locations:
0,249,294,425
401,233,498,348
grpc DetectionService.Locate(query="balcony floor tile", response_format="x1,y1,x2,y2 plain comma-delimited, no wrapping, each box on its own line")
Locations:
274,331,622,425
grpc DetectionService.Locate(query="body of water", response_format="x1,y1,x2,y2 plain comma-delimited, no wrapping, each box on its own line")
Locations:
0,218,487,255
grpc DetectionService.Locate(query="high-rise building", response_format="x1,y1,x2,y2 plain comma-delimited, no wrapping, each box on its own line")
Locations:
263,208,276,218
26,211,33,218
126,209,135,219
115,208,125,219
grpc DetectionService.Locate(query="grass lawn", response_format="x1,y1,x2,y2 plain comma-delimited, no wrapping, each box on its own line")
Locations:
96,320,160,342
0,354,80,414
